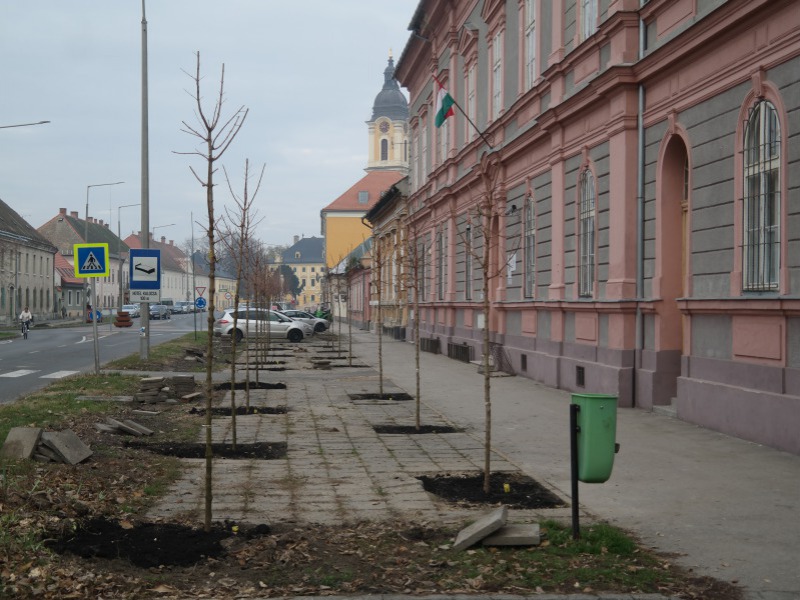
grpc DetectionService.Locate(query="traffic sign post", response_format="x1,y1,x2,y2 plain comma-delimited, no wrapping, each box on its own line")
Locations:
129,249,162,358
129,249,161,291
73,244,109,375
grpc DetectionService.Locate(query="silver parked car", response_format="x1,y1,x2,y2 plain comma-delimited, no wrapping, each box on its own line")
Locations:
213,308,313,343
280,309,329,333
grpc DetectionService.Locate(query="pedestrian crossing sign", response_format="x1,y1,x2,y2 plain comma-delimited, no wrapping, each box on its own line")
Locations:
73,243,110,278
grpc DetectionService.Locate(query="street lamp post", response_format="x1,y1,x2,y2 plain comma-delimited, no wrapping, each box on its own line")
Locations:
85,181,123,375
117,203,140,312
85,182,124,307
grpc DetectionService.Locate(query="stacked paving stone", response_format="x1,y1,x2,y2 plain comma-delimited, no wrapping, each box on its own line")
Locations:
167,375,196,398
1,427,92,465
135,376,169,404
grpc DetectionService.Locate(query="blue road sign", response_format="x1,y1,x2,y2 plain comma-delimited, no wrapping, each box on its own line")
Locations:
129,249,161,290
195,297,207,310
74,243,109,278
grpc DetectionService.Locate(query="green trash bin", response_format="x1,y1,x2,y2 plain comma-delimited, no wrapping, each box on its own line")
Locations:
572,393,618,483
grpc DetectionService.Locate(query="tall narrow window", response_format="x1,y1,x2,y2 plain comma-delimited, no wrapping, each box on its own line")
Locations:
436,226,447,300
578,169,596,297
743,100,780,291
411,134,419,190
465,223,473,301
492,30,503,120
581,0,598,40
380,139,388,161
439,114,449,164
524,195,536,297
418,241,426,301
524,0,536,91
466,63,477,141
421,121,429,181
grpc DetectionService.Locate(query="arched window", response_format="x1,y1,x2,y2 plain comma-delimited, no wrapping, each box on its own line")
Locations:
743,100,780,291
380,139,388,161
578,169,596,298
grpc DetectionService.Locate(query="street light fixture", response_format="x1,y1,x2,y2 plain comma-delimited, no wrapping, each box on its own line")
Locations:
0,120,50,129
151,223,176,240
117,203,140,311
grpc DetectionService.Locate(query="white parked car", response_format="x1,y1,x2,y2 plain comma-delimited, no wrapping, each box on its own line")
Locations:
213,308,313,343
280,309,329,333
122,304,140,318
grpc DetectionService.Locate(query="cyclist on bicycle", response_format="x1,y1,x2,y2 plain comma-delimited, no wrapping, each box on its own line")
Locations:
19,306,32,338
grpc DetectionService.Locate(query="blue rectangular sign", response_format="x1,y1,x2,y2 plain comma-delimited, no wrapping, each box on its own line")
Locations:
129,248,161,290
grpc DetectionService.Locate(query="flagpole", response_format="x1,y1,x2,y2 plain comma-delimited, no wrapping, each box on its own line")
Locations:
433,74,494,150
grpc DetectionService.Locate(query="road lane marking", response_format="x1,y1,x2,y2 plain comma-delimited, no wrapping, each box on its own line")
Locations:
41,371,79,379
0,369,40,378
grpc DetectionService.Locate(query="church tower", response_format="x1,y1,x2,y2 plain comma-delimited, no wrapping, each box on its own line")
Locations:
366,53,409,173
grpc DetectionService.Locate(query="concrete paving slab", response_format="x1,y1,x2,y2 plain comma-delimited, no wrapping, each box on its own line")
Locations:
482,523,541,546
453,506,508,550
40,430,92,464
1,427,42,460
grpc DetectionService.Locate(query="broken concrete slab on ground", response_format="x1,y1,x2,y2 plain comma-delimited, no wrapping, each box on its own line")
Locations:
1,427,92,465
96,417,154,437
452,506,541,550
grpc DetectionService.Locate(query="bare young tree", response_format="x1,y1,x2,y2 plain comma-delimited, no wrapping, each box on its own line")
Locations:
463,151,523,493
401,204,427,430
221,159,265,450
176,51,248,531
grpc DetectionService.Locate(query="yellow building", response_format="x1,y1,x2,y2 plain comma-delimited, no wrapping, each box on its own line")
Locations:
321,55,409,270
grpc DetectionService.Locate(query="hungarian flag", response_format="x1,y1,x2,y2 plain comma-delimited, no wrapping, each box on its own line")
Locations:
434,78,455,128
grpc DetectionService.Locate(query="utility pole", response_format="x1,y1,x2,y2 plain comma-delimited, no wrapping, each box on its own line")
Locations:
140,0,151,359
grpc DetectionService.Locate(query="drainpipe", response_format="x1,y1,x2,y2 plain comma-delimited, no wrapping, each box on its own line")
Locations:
633,13,647,408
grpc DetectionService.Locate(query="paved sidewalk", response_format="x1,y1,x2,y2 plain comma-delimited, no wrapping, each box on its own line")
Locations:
347,332,800,600
145,332,799,600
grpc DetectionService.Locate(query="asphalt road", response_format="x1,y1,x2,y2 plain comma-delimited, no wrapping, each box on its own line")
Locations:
0,312,209,404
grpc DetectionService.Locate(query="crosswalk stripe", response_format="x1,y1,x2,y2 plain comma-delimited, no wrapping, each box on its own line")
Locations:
0,369,40,378
41,371,79,379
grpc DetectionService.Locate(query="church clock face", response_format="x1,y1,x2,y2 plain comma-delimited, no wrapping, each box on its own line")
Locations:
379,121,390,134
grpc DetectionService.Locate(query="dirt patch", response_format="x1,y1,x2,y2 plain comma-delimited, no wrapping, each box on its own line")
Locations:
418,471,566,510
123,440,287,459
373,424,461,434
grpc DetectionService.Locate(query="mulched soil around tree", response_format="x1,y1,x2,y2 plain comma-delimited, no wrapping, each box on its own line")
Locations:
213,381,286,390
417,471,566,509
373,424,461,434
122,440,287,459
348,392,414,401
189,405,288,416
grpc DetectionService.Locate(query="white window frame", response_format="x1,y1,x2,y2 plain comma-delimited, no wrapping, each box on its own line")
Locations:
421,120,429,182
578,169,596,298
524,195,536,298
466,62,477,141
492,30,503,120
524,0,536,91
580,0,598,41
743,100,781,291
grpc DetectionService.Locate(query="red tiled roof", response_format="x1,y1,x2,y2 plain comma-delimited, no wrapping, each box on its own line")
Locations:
321,170,405,212
54,252,81,285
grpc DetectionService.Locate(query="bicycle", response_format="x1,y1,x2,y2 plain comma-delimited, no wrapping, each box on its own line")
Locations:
21,320,30,340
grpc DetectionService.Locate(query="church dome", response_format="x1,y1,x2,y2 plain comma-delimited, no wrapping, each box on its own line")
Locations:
371,57,409,121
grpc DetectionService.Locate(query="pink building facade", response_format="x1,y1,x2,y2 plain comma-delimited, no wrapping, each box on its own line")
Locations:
394,0,800,454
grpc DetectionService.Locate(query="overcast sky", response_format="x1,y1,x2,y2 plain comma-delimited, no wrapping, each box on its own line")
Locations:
1,1,418,250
